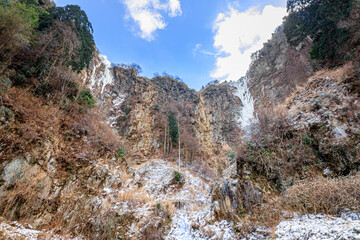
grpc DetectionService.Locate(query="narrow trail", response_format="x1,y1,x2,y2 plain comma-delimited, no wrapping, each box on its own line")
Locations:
167,211,196,240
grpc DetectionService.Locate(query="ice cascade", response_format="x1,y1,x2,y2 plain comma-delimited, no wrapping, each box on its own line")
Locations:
87,54,114,95
229,76,256,133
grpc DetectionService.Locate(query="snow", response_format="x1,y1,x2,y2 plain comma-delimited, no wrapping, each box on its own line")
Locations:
0,217,83,240
168,212,194,240
229,77,256,134
244,214,360,240
275,214,360,240
86,54,114,95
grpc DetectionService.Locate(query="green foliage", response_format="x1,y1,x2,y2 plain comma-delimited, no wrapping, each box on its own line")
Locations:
0,0,10,7
38,4,95,72
115,147,126,160
228,150,235,160
79,89,95,108
284,0,354,62
156,203,161,209
0,0,44,44
173,171,183,183
302,135,313,145
168,113,178,145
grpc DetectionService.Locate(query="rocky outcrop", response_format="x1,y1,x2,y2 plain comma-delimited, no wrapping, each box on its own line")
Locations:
211,179,262,221
81,52,243,163
287,64,360,175
248,26,314,111
200,83,242,144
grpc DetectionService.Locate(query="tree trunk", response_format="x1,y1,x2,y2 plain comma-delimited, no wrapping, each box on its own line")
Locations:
164,123,167,154
178,117,180,170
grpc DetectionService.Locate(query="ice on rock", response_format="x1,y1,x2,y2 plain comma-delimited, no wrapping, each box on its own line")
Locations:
229,77,256,135
86,54,114,96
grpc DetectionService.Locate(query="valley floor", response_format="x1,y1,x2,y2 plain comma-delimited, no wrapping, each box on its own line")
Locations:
1,158,359,239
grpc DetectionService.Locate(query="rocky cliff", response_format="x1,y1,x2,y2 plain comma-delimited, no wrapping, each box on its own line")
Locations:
248,26,314,111
81,52,244,170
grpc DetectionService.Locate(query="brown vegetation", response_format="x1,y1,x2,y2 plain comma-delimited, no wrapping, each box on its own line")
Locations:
284,173,360,215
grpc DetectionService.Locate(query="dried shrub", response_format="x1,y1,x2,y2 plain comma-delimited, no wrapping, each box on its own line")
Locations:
238,106,318,190
117,190,152,206
250,106,290,145
141,222,164,240
283,173,360,215
0,167,51,221
0,88,62,161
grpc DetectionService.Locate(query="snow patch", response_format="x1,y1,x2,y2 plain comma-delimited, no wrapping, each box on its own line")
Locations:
275,214,360,240
0,218,83,240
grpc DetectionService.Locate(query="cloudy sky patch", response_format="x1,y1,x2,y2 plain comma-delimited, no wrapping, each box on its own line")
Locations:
211,5,286,81
122,0,182,41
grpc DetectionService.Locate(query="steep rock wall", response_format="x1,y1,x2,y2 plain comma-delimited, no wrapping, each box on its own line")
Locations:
248,26,314,111
81,52,243,163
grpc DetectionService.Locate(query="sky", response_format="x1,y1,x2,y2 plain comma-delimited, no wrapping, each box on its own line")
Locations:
54,0,287,90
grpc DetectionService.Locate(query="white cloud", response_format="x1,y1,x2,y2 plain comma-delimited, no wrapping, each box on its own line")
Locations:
193,43,202,56
123,0,182,41
211,5,286,81
193,43,217,57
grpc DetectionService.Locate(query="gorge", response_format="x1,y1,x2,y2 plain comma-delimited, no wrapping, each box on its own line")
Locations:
0,0,360,239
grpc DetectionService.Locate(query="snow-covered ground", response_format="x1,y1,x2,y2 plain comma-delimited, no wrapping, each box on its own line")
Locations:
243,213,360,240
0,217,83,240
131,160,235,240
275,214,360,240
2,157,360,239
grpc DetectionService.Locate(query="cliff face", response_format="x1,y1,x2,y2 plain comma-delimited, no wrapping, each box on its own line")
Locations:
81,52,243,166
248,26,314,111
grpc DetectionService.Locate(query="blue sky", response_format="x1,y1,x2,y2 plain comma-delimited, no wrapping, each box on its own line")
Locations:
55,0,287,90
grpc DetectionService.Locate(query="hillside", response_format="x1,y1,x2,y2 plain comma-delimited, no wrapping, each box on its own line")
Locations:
1,0,360,239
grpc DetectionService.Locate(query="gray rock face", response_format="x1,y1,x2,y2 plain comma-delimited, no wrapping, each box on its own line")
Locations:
82,52,243,159
248,26,314,111
201,83,242,144
2,157,27,187
211,179,262,220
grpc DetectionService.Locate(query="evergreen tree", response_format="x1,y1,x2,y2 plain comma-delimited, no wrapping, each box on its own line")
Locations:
168,113,178,146
284,0,354,62
38,4,95,72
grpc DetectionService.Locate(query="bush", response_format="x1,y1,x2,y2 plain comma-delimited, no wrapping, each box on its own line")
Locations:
115,147,126,160
79,89,95,108
283,173,360,215
173,170,183,183
0,0,45,74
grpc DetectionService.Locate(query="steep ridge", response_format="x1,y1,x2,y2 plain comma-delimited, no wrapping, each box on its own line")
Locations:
248,26,314,111
81,51,244,170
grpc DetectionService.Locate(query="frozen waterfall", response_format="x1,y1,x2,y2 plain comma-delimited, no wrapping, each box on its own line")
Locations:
88,54,114,95
229,76,256,134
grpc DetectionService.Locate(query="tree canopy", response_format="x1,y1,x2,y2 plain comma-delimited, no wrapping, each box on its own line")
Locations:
39,4,95,72
284,0,354,62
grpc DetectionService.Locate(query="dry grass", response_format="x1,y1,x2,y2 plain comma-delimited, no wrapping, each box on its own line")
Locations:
283,173,360,215
117,190,152,205
236,173,360,238
1,87,121,163
0,168,50,220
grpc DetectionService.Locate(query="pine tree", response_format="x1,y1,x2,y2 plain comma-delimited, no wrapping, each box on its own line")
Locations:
168,113,178,146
